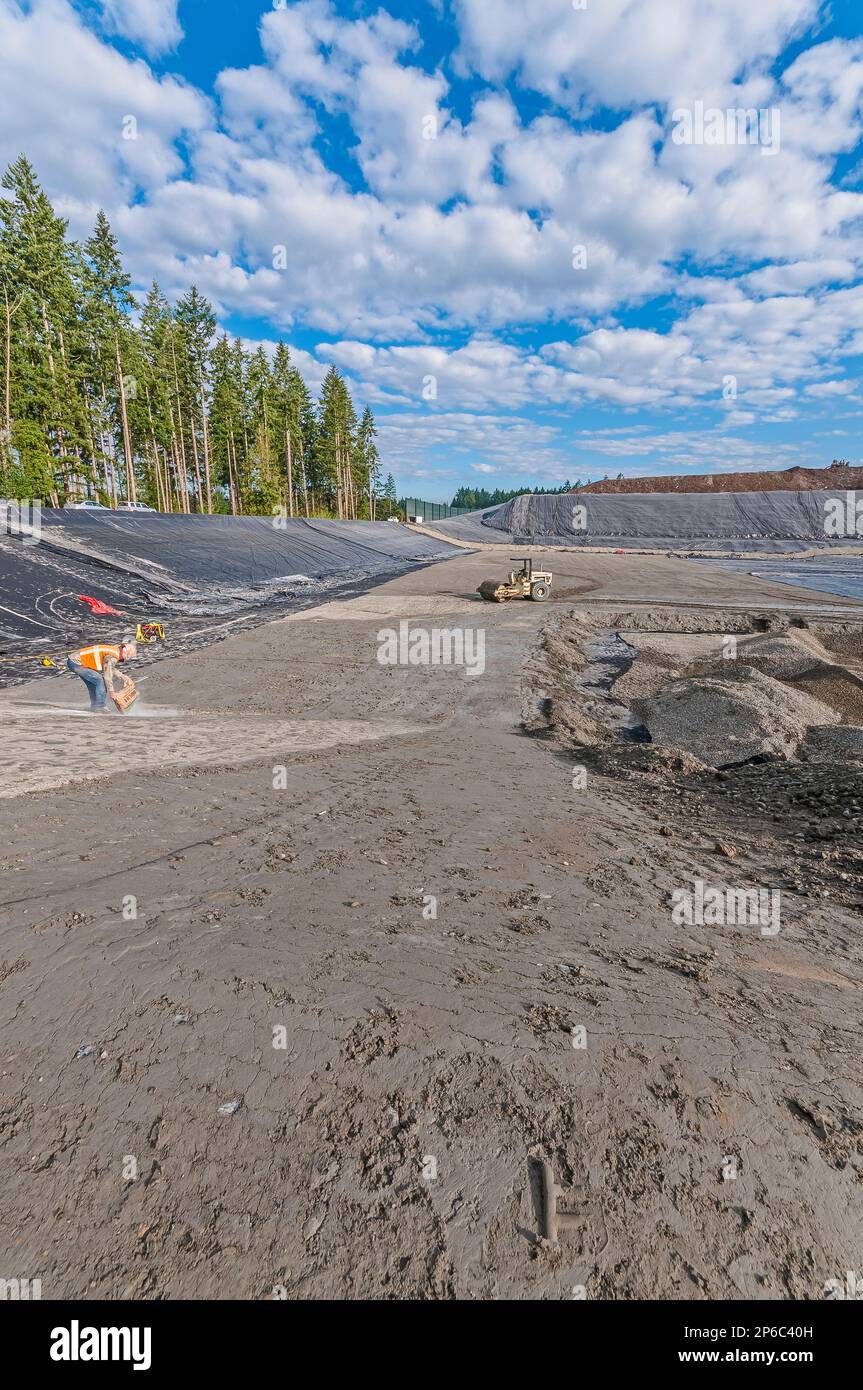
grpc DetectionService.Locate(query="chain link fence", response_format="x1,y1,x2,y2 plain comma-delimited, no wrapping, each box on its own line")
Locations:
401,498,473,522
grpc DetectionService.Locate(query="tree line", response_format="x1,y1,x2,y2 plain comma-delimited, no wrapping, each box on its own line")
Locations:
0,156,396,517
449,482,577,510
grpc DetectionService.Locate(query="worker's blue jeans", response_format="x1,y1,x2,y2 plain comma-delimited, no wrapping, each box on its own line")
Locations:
67,658,108,710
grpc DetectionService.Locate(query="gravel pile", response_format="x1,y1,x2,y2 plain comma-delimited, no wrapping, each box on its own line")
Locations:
732,631,832,679
801,725,863,764
632,666,838,767
690,632,863,723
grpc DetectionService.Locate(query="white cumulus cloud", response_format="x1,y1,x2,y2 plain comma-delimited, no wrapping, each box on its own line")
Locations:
100,0,182,57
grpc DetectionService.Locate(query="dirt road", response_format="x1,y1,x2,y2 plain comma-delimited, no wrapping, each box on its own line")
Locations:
1,551,861,1299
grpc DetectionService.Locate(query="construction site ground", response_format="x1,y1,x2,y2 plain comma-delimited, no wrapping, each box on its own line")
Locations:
1,549,861,1300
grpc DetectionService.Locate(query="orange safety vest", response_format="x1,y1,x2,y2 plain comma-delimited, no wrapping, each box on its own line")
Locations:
74,644,121,672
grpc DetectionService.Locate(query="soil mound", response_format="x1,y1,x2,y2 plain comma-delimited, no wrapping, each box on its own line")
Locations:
801,725,863,764
580,462,863,495
632,667,838,767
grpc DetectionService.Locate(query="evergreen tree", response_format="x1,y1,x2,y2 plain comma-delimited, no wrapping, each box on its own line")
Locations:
450,481,574,509
137,282,176,509
208,334,245,513
245,345,280,512
175,285,216,511
0,155,82,502
380,472,398,518
295,370,317,515
357,405,379,519
0,156,387,518
317,365,359,517
82,209,138,503
270,342,311,516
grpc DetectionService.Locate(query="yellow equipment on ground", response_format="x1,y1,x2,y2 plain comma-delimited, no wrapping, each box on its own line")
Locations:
1,619,163,670
477,558,553,603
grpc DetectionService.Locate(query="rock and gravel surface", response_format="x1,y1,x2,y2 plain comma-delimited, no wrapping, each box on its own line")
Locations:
632,668,839,767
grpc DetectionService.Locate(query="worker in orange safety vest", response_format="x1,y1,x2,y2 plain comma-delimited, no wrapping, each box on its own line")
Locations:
67,638,137,712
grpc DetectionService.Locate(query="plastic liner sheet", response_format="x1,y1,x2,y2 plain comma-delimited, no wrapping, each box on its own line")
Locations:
0,512,460,648
430,490,863,553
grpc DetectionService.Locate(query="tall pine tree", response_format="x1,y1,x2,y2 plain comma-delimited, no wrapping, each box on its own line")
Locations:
0,156,386,518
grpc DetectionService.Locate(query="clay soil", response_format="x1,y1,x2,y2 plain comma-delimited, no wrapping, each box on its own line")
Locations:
581,463,863,495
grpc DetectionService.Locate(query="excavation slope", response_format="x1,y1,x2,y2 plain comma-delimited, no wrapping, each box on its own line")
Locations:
0,511,460,657
431,490,861,552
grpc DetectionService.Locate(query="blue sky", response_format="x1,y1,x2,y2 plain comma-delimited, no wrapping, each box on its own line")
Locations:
1,0,863,500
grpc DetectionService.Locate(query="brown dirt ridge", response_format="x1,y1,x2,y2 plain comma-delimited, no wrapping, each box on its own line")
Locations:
580,461,863,495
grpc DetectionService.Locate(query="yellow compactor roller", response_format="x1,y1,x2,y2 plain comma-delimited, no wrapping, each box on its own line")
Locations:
477,557,553,603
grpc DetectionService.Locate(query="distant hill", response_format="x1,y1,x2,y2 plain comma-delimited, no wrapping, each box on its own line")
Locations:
579,462,863,495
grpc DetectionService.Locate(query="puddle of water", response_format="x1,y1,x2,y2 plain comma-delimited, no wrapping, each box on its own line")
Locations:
576,631,648,740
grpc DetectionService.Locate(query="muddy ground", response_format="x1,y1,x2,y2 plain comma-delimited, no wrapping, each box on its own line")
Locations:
1,549,862,1300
